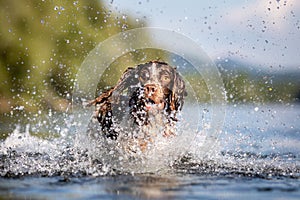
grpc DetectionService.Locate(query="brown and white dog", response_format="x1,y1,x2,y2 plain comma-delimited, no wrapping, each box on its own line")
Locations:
87,61,187,151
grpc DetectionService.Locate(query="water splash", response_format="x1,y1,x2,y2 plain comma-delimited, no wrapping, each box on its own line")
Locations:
1,115,299,179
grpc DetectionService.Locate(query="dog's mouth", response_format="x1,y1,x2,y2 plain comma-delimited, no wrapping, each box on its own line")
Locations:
144,98,165,111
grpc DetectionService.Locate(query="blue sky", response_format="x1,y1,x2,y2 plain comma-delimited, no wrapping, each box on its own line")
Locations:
105,0,300,72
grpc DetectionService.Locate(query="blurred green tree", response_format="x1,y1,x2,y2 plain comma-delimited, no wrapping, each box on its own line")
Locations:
0,0,147,114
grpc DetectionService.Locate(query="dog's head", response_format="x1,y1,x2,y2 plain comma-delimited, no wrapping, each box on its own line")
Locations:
113,61,186,114
137,61,175,111
88,61,187,140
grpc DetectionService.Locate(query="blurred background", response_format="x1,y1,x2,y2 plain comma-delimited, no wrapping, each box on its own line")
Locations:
0,0,299,131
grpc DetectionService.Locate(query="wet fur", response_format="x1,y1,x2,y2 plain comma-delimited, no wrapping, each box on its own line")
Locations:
87,61,187,150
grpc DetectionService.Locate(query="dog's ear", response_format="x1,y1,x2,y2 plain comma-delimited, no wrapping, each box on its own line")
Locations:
170,69,187,111
86,87,114,106
86,67,139,140
87,67,138,106
111,67,139,101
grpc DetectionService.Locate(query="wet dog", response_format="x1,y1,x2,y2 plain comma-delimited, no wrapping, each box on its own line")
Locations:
87,61,187,151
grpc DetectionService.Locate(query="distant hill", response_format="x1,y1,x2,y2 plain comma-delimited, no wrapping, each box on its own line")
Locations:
215,57,300,103
215,57,300,84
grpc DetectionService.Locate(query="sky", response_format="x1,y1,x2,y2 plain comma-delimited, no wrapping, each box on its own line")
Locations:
105,0,300,72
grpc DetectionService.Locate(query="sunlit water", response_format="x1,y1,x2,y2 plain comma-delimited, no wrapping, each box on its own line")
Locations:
0,104,299,199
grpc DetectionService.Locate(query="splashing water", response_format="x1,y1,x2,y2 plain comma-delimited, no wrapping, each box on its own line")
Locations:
0,116,201,177
1,105,299,179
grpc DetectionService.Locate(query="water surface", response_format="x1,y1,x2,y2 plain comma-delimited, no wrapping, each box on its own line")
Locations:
0,104,299,199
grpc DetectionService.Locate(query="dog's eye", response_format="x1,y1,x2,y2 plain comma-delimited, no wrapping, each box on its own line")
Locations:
161,74,171,83
163,75,170,80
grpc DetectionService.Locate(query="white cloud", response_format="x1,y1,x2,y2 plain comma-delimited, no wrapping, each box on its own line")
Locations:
226,0,300,30
218,0,300,69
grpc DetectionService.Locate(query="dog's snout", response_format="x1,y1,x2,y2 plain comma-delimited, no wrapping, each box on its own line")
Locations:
145,84,157,93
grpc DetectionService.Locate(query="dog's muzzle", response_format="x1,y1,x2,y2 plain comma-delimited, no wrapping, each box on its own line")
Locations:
143,83,165,111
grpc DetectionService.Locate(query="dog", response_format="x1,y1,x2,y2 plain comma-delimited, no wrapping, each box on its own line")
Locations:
87,61,187,151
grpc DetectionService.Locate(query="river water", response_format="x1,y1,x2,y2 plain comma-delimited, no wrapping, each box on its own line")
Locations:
0,104,299,199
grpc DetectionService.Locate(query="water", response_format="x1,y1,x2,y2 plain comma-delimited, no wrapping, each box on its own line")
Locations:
0,104,300,199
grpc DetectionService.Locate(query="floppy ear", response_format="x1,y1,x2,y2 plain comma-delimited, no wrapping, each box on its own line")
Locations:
111,67,139,100
170,69,187,111
87,67,138,106
86,67,139,140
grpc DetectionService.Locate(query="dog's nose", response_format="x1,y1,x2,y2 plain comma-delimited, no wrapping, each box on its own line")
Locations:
144,84,157,94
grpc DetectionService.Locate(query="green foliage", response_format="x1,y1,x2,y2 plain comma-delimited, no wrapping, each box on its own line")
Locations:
0,0,144,113
220,66,300,104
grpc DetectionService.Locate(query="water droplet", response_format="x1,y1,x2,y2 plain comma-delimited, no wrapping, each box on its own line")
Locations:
15,106,25,111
